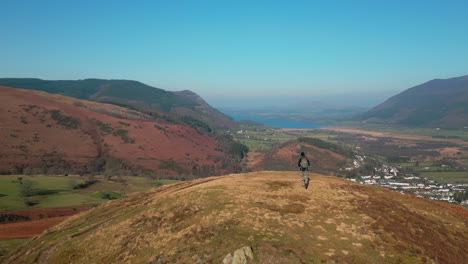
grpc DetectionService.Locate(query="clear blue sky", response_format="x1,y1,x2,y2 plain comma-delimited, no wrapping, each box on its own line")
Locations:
2,0,468,107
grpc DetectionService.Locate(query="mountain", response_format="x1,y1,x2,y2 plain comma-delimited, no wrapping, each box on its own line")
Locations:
248,138,353,174
361,75,468,128
4,172,467,263
0,86,243,177
0,78,235,129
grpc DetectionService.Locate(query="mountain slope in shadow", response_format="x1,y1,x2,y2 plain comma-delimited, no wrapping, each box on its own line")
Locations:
361,75,468,128
0,78,235,129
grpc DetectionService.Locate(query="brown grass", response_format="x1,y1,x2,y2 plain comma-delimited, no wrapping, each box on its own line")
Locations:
3,172,467,264
339,184,468,264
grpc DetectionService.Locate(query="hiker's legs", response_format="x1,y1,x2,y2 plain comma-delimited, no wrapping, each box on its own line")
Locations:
300,169,307,185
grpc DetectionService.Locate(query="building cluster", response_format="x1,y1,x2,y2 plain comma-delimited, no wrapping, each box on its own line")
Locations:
229,129,271,141
345,156,468,205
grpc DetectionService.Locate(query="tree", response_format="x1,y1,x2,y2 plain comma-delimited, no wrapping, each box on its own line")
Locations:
345,170,358,179
20,180,37,197
453,191,468,204
20,180,39,206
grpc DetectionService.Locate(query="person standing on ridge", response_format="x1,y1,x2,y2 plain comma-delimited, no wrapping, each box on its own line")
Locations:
298,152,310,189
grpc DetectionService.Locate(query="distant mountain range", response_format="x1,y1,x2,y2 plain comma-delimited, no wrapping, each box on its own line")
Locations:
0,78,235,129
361,75,468,128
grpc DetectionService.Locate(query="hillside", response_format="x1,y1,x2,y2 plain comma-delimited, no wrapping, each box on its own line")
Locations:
361,75,468,128
0,78,235,129
4,171,467,264
248,138,352,174
0,86,242,177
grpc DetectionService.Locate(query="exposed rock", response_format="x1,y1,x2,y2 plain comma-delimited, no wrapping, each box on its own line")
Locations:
194,253,212,264
223,253,233,264
241,246,254,260
232,249,247,264
224,246,254,264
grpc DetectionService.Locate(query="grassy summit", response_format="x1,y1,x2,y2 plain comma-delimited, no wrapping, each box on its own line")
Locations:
5,172,467,263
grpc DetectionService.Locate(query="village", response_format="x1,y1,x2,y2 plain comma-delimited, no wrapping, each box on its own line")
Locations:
228,128,468,205
344,155,468,205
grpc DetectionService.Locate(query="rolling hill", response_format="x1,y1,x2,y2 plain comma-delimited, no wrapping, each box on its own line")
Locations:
361,75,468,128
248,138,352,174
0,78,235,129
3,171,467,263
0,85,242,177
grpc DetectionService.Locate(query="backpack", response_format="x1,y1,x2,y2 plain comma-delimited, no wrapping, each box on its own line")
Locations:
300,157,309,169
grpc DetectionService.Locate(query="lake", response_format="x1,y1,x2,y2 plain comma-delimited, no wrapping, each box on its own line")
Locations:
230,114,329,129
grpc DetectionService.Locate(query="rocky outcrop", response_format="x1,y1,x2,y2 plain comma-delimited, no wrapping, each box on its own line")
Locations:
223,246,254,264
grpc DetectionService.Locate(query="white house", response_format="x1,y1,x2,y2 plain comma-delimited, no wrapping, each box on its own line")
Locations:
389,182,410,186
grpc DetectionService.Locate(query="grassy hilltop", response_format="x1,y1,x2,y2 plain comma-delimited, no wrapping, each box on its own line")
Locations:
4,171,467,264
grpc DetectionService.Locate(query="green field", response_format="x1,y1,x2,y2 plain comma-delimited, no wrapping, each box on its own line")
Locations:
420,171,468,184
413,166,452,172
0,175,179,211
0,177,24,210
0,175,87,210
37,193,104,208
345,125,468,141
395,162,433,167
0,175,179,261
0,239,27,259
91,191,124,200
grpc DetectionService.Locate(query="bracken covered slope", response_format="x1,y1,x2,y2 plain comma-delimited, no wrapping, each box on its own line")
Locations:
0,86,235,176
4,172,467,264
0,78,235,129
248,138,351,174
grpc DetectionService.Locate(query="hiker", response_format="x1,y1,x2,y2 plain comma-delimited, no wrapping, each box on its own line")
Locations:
298,152,310,187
